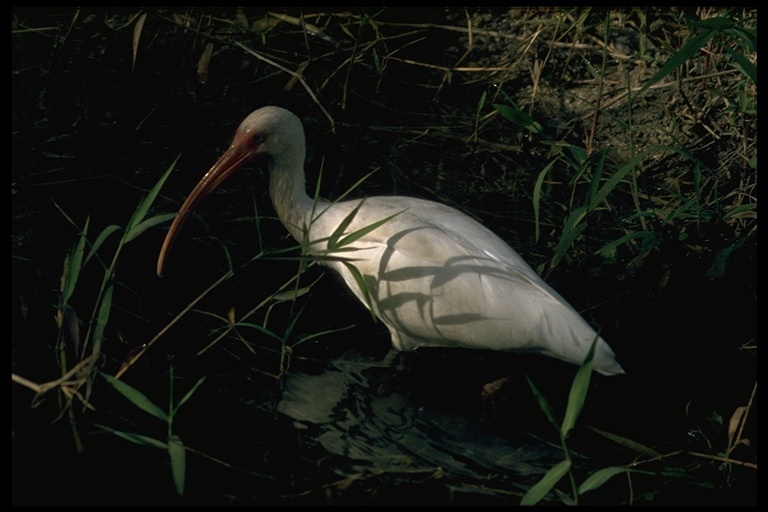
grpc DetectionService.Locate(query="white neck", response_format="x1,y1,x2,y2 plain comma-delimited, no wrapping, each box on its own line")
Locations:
268,150,325,243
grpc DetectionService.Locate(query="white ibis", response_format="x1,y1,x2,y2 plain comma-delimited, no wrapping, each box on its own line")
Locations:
157,106,624,376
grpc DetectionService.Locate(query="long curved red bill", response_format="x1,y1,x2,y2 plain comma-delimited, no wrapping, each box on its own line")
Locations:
156,131,256,277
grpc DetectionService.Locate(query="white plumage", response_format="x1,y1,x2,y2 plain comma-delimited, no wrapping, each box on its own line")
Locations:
158,106,624,376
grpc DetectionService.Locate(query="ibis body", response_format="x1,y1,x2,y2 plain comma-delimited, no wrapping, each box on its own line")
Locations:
158,107,624,376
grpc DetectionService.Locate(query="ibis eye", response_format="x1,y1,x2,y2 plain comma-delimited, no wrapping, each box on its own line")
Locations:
252,133,267,144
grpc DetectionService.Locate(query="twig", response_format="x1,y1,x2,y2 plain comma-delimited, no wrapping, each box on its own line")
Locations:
231,41,336,132
687,451,757,470
196,271,304,355
114,269,234,379
267,11,337,45
575,69,740,122
12,353,98,396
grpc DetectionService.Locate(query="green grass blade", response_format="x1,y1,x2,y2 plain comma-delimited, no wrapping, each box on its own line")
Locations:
594,231,654,258
586,151,606,207
101,372,170,422
62,216,90,303
561,338,596,439
723,44,756,83
342,260,376,317
168,434,186,496
324,200,401,252
85,224,121,265
582,55,601,80
52,199,82,231
372,47,382,75
687,15,734,30
565,144,588,169
587,426,664,458
520,459,571,506
661,196,698,224
251,195,264,253
588,145,697,211
533,159,558,243
210,236,235,274
95,424,169,449
328,169,379,205
587,154,642,211
312,157,325,210
327,199,364,249
58,303,80,354
273,284,313,301
634,28,716,98
577,466,636,495
125,154,180,237
175,376,207,411
705,237,747,279
124,213,178,244
723,24,757,52
91,280,114,354
282,299,307,341
292,324,357,348
337,210,403,248
231,322,286,342
525,375,560,431
551,206,587,269
492,103,542,134
722,202,757,220
477,89,487,114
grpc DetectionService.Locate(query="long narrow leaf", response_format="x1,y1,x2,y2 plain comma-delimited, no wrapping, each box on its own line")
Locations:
168,434,186,496
587,426,664,458
525,375,560,431
95,424,169,449
551,206,588,269
273,284,313,301
175,376,207,411
723,24,757,52
131,12,147,74
520,459,572,506
293,324,356,348
52,199,81,231
342,261,377,318
91,280,114,354
687,15,734,30
85,224,121,265
312,167,380,226
594,231,654,257
372,47,382,75
329,169,379,205
125,154,180,236
125,212,178,243
62,217,90,303
588,145,698,211
586,151,606,207
231,322,286,342
722,202,757,220
337,210,403,248
251,195,264,253
327,199,365,249
533,159,558,243
723,44,757,83
634,28,716,98
493,103,542,133
101,372,170,422
476,89,487,114
281,298,308,341
561,338,596,439
578,466,640,495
